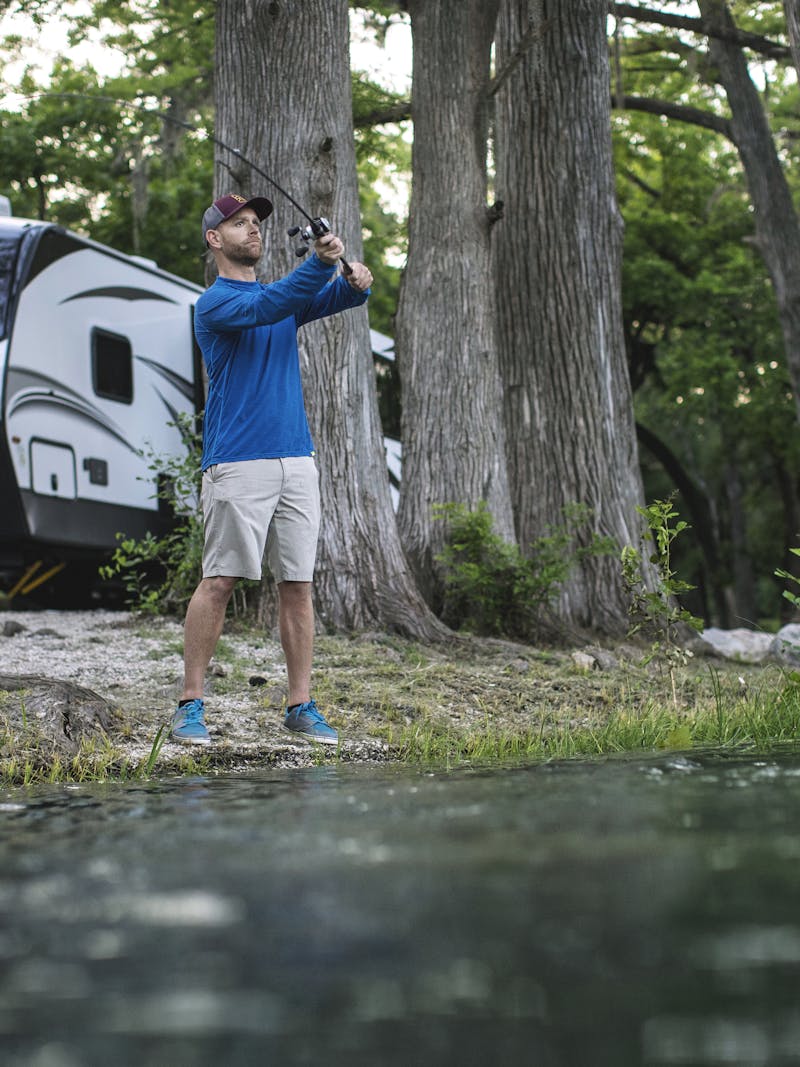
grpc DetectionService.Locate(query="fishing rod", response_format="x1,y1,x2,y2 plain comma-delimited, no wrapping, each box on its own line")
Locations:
24,91,353,273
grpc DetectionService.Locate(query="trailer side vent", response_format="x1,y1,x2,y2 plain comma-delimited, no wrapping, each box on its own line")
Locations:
92,328,133,404
83,457,109,486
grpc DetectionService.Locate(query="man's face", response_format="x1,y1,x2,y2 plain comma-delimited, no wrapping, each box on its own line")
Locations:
211,208,263,265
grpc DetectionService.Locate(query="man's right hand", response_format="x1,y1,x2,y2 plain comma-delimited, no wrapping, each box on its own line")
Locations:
314,232,344,264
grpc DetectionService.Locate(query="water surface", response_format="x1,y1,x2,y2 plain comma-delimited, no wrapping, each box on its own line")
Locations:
2,749,800,1066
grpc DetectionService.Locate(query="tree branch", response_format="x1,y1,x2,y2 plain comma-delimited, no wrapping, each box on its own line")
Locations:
610,2,790,61
620,167,661,199
616,93,734,139
353,100,411,128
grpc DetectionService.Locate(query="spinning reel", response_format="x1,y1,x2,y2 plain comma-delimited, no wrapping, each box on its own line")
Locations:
288,216,353,275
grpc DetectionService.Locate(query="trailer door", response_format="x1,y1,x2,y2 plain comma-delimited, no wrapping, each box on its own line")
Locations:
30,439,77,498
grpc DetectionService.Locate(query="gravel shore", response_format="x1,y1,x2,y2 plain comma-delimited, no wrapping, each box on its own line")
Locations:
0,609,391,772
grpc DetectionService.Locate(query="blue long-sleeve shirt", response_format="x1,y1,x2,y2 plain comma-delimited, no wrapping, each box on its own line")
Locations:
194,253,369,470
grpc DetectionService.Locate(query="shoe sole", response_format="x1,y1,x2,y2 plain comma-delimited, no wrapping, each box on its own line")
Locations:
283,725,339,746
170,733,211,746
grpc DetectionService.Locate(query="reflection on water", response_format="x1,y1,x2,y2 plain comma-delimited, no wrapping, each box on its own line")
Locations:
2,749,800,1065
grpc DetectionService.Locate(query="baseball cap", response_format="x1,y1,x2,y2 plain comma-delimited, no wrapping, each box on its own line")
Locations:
202,193,273,244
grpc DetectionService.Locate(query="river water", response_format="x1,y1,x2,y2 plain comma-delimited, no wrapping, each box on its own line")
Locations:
2,748,800,1066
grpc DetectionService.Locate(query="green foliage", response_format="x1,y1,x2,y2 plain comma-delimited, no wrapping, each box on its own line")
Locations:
435,501,616,641
775,548,800,611
622,498,704,677
613,50,799,626
99,413,204,615
0,0,216,282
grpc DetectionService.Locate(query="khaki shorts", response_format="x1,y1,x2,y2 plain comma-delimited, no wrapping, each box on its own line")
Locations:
201,457,321,582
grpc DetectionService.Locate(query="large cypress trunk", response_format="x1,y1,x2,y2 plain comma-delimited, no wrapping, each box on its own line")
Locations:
492,0,649,634
395,0,515,607
214,0,444,637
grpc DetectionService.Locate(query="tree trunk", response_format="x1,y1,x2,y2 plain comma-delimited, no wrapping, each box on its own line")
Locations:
723,457,758,626
214,0,445,639
698,0,800,422
492,0,649,634
395,0,515,607
783,0,800,76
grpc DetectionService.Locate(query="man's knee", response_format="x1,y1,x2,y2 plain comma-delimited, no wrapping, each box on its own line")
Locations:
278,580,312,605
200,575,237,604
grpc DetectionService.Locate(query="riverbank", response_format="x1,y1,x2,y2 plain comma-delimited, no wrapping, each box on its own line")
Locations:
0,609,797,783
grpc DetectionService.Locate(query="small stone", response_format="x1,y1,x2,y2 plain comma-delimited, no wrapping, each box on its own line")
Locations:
249,675,268,687
571,651,597,672
508,658,530,674
2,620,25,637
585,648,618,671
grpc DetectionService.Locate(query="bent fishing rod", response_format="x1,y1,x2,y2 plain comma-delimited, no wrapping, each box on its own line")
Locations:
23,91,353,273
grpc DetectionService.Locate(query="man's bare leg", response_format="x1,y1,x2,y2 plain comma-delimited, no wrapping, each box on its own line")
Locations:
182,576,236,699
278,580,314,707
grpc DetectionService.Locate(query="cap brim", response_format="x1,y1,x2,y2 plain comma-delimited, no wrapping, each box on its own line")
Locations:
244,196,273,221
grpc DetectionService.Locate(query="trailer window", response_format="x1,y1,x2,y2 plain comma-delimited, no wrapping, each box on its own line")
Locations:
0,235,21,340
92,328,133,403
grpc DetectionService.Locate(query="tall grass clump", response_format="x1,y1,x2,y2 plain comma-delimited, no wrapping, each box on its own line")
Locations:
384,665,800,767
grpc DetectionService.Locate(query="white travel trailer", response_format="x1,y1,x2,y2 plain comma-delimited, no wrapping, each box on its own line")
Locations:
0,215,204,600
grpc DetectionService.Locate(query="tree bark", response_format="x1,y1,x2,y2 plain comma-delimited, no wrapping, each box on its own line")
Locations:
395,0,515,606
698,0,800,423
785,0,800,75
493,0,651,634
214,0,445,638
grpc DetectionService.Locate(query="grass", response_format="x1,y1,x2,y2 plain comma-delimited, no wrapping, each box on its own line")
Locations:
380,663,800,766
0,711,210,786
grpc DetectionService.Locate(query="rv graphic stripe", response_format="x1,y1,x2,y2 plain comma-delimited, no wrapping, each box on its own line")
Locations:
60,287,177,304
136,356,195,401
7,368,137,453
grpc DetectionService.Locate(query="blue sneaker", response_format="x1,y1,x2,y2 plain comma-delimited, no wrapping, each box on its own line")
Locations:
170,698,210,745
283,700,338,746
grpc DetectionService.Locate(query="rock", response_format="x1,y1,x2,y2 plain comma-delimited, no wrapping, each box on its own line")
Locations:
584,647,619,671
508,658,531,674
571,651,597,672
2,620,25,637
770,624,800,668
700,627,774,664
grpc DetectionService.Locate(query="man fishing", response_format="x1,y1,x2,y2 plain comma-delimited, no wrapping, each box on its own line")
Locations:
170,193,372,747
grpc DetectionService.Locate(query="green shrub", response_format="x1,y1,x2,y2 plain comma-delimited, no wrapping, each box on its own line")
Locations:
99,412,204,614
775,548,800,613
621,497,703,689
434,501,615,640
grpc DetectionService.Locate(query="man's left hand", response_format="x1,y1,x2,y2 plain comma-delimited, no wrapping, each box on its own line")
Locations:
346,262,373,292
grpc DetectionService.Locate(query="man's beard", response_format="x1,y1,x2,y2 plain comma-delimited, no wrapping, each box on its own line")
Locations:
227,245,261,267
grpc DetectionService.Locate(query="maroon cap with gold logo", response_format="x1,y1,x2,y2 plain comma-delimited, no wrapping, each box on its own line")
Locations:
201,193,273,245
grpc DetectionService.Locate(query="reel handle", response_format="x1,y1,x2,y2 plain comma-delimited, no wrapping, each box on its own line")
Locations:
287,218,353,274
